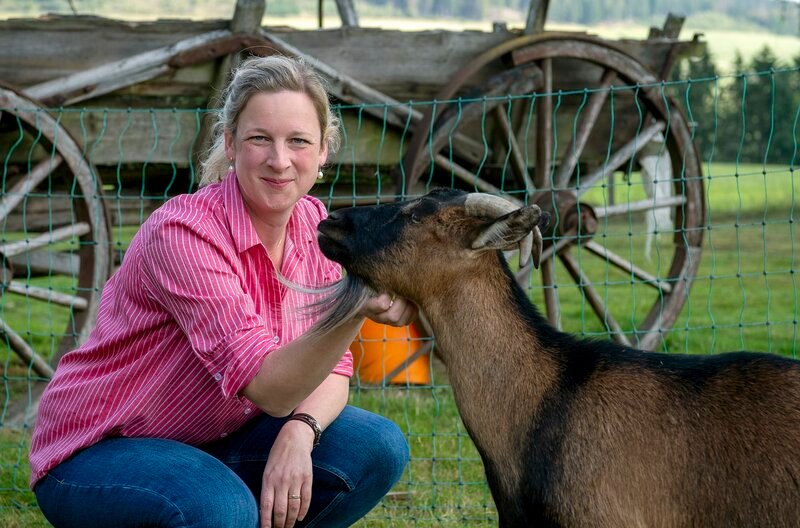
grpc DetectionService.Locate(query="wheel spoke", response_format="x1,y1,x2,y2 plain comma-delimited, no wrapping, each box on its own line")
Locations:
0,222,91,258
494,105,536,194
540,256,560,328
425,62,543,172
0,316,54,378
534,58,553,189
6,280,88,310
434,154,523,201
449,133,490,167
554,69,617,189
436,98,500,167
583,240,673,294
595,195,687,218
0,155,63,221
8,249,79,276
576,120,667,197
515,225,578,283
559,249,632,346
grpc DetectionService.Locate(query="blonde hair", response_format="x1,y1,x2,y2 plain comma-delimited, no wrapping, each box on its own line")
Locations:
198,55,341,186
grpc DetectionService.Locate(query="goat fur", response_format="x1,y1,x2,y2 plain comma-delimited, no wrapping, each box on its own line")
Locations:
316,188,800,527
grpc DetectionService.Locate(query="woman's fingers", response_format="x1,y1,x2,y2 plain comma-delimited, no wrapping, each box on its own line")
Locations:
284,490,302,528
260,487,275,528
362,293,418,327
298,480,313,521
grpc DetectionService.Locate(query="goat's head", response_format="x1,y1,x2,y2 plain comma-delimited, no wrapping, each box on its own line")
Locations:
317,189,550,301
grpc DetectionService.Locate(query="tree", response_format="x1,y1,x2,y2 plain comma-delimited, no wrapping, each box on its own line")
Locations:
673,48,720,163
716,52,749,162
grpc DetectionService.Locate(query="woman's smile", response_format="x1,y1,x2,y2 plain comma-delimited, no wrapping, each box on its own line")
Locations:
261,175,295,188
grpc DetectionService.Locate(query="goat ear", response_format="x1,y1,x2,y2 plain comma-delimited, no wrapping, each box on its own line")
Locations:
471,206,540,254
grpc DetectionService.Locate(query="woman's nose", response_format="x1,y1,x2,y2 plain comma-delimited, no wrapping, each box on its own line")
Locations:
266,142,291,170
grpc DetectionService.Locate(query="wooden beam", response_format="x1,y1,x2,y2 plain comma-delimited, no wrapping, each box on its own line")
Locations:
260,30,419,128
23,30,269,107
335,0,360,27
230,0,265,35
198,0,267,173
524,0,550,35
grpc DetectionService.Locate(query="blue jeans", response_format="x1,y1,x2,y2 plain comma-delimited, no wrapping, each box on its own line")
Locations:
34,405,409,527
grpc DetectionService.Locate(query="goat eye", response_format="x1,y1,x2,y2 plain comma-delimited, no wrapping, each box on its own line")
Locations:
411,213,421,224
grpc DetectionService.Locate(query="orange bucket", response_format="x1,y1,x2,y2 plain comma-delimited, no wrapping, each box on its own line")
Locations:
349,319,431,385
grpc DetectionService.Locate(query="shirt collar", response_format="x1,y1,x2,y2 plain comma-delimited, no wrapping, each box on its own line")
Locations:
222,172,262,254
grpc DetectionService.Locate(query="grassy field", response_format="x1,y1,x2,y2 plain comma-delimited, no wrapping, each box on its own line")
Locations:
0,160,797,526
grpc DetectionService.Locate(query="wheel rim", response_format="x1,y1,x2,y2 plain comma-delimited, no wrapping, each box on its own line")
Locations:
0,85,111,376
401,36,705,351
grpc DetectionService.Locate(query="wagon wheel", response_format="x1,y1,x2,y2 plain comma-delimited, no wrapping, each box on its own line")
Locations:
0,84,111,378
400,34,704,351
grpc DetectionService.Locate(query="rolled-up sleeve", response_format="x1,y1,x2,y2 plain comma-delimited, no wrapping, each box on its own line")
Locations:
140,219,278,399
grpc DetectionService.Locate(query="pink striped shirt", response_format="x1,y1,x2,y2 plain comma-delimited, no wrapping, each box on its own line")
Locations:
29,174,352,488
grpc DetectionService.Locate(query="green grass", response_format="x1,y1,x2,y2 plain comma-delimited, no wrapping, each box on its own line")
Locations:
0,161,797,526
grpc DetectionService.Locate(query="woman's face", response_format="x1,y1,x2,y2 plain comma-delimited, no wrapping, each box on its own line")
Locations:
225,90,328,223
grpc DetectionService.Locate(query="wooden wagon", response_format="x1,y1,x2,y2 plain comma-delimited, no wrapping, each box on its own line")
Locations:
0,0,706,392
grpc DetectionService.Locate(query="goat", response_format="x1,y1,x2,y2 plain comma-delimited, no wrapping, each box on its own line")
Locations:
316,188,800,527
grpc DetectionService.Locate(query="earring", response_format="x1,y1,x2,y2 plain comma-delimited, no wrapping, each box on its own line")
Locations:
317,170,324,180
228,158,234,172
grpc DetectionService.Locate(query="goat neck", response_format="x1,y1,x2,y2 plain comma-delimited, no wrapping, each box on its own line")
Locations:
423,251,560,502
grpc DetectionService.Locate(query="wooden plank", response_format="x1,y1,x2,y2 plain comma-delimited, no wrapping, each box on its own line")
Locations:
24,29,244,106
0,15,227,87
271,27,515,101
0,15,701,103
260,30,417,129
1,91,644,169
230,0,266,35
0,16,518,101
525,0,550,35
335,0,359,27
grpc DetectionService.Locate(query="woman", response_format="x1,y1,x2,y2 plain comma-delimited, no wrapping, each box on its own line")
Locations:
30,55,413,528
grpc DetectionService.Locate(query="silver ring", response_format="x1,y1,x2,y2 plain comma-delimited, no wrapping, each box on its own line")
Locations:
289,494,301,500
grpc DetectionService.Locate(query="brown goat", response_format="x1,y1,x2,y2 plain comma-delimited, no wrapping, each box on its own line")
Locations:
316,188,800,527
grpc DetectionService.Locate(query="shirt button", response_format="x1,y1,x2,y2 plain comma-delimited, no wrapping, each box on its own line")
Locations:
213,373,222,381
244,408,252,415
220,432,228,438
272,336,280,344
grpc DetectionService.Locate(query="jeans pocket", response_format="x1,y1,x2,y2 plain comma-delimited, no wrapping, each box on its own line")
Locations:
301,462,355,527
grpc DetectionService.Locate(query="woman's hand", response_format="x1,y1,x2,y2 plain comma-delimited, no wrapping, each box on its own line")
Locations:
259,422,315,528
360,293,417,327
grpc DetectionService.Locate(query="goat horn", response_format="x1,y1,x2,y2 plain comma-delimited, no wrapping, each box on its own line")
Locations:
464,193,518,217
465,193,540,268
